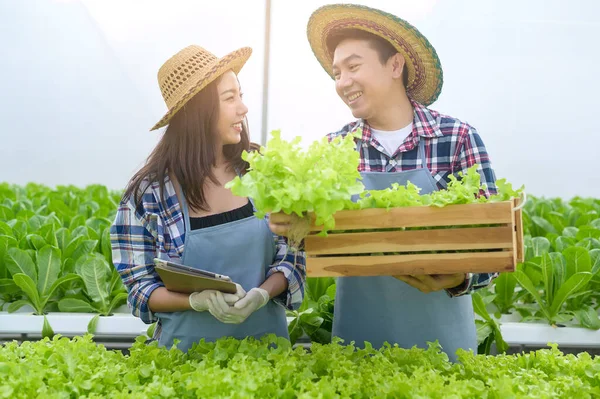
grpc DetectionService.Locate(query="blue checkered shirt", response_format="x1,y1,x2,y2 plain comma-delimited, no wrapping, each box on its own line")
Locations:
110,175,306,337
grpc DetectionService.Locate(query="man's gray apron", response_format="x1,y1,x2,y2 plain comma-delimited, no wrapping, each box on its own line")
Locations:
332,136,476,361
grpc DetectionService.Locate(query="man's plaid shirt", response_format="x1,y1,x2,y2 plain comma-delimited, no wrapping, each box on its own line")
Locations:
327,100,498,296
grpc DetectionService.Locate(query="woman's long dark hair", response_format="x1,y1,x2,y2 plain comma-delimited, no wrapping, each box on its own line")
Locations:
123,74,258,211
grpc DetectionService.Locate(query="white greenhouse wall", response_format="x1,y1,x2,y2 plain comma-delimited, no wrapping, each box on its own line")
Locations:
1,0,599,199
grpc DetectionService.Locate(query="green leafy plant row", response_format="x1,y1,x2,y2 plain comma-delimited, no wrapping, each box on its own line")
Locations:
1,334,599,398
482,196,600,331
0,183,127,335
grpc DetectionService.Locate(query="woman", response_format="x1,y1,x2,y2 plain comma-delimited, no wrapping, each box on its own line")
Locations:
110,44,306,352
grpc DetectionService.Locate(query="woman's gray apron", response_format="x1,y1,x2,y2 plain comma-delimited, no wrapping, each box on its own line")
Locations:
156,195,289,352
332,136,476,361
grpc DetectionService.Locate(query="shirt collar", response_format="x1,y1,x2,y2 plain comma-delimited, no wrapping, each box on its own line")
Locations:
411,99,443,139
356,100,443,143
354,100,442,153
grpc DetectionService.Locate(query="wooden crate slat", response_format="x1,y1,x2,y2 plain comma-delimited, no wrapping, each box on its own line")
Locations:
310,201,513,232
513,198,525,263
304,201,521,277
305,226,514,255
306,251,515,277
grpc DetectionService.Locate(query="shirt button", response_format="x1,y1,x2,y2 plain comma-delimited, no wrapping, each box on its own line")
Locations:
389,160,397,166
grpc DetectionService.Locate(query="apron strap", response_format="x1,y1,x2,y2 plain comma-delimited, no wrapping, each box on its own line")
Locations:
354,136,364,152
170,175,192,233
233,167,257,211
247,197,257,212
417,135,428,170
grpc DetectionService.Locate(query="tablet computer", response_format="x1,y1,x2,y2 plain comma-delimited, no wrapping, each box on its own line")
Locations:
153,258,237,294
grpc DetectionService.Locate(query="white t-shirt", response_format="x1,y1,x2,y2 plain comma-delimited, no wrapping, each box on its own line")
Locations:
371,123,413,156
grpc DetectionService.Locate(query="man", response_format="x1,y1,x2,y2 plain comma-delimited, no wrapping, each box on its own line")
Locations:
270,4,498,361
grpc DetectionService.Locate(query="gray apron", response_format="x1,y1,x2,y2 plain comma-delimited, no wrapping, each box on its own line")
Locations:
332,135,476,362
156,195,289,353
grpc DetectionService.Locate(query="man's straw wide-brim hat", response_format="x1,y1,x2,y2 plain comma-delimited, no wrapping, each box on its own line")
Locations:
307,4,443,106
150,45,252,131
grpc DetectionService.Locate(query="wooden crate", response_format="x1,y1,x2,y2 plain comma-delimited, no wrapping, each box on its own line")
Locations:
305,198,524,277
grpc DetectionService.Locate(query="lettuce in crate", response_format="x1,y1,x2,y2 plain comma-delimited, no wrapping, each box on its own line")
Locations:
225,130,363,248
354,164,524,210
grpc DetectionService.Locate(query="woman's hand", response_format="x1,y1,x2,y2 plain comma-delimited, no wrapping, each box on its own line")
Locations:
220,288,270,324
188,283,246,312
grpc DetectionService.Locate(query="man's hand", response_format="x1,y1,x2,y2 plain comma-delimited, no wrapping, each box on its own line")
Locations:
268,212,292,237
394,273,466,293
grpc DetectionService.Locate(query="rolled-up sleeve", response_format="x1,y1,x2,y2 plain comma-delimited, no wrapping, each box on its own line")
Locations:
454,126,498,198
110,198,164,324
266,234,307,311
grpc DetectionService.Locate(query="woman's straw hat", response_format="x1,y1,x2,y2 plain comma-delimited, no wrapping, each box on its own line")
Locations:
150,45,252,131
307,4,443,106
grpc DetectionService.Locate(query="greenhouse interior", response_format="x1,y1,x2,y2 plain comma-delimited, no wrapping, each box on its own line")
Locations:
1,0,599,397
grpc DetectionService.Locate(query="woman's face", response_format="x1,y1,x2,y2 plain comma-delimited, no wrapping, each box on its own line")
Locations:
215,70,248,146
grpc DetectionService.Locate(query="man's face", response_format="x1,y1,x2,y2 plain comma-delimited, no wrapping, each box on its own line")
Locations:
332,38,395,121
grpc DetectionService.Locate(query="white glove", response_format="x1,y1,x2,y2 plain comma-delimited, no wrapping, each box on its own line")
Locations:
231,283,247,301
188,283,246,312
206,290,246,323
225,287,270,324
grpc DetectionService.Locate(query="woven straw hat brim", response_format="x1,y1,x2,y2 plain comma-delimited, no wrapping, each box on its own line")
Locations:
307,4,443,106
150,47,252,131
